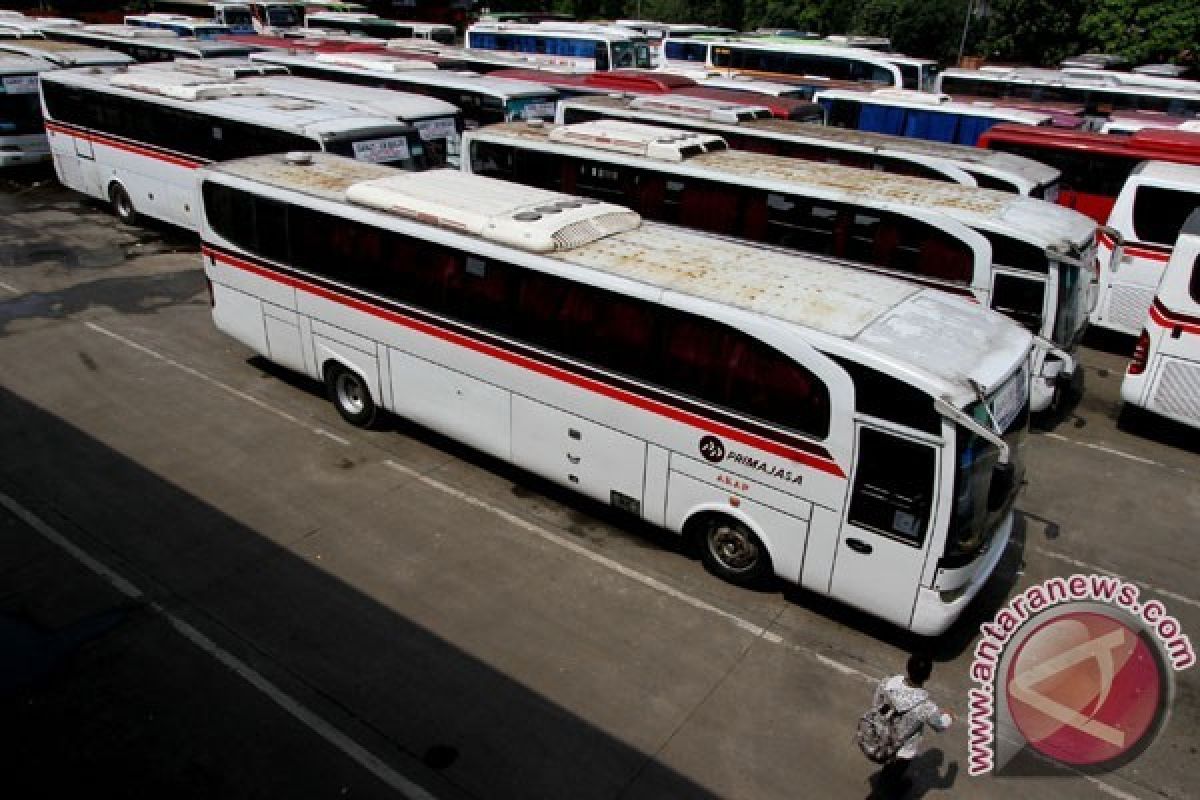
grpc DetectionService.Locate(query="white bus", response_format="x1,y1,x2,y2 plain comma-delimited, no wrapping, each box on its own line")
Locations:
199,152,1034,636
659,36,904,88
464,119,1099,413
0,40,135,69
147,1,257,34
250,50,560,128
465,20,653,71
304,12,454,44
124,14,234,40
817,88,1054,146
133,59,464,165
0,55,51,167
555,94,1062,197
1093,161,1200,337
41,24,260,62
1122,209,1200,428
39,67,427,229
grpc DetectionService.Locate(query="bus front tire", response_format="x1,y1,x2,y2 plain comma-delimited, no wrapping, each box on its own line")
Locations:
109,183,136,225
696,515,771,587
325,363,377,428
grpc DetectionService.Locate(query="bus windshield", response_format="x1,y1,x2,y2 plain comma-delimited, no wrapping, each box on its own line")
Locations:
506,94,558,122
611,39,652,69
225,9,253,28
1054,258,1088,346
266,5,300,27
0,91,42,135
947,365,1028,566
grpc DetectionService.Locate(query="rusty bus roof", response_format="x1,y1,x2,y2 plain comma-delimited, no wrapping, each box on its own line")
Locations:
470,120,1095,246
201,153,1034,399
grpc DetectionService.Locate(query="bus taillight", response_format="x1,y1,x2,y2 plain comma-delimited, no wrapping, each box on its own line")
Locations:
1129,329,1150,375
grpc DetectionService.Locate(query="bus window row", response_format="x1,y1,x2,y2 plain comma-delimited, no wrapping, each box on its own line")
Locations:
202,180,833,439
711,48,895,85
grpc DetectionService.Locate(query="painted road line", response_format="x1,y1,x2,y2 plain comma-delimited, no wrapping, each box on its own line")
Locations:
1033,546,1200,611
0,488,439,800
85,321,349,447
1041,432,1162,467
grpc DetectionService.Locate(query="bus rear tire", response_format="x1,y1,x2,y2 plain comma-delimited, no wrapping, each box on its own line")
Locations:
696,515,771,587
325,363,377,428
109,183,136,225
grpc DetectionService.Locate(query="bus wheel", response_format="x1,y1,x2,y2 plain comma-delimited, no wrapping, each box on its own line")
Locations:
109,183,136,225
325,363,377,428
697,515,770,586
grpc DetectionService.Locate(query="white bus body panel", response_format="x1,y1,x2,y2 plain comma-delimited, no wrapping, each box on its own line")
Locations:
1094,164,1200,336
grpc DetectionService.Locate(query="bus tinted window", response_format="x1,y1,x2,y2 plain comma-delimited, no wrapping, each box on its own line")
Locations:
987,141,1137,197
848,427,936,545
664,41,706,62
829,356,940,434
1131,186,1200,246
0,91,44,135
990,272,1045,332
975,230,1047,273
204,181,831,439
1190,254,1200,305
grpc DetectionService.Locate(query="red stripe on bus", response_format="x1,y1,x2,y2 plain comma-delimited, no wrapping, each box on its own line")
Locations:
44,121,204,169
204,246,848,478
1150,298,1200,335
1097,230,1171,262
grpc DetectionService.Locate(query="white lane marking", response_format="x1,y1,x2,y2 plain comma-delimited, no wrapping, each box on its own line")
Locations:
1033,546,1200,611
383,458,788,645
0,279,20,294
0,488,438,800
85,321,348,447
1042,432,1162,467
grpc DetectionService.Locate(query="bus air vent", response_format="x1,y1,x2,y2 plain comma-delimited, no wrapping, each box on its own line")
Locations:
344,169,639,253
628,95,769,124
546,120,727,161
111,71,268,100
314,53,436,72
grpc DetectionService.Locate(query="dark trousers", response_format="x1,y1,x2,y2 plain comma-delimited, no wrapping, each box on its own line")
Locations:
879,756,913,793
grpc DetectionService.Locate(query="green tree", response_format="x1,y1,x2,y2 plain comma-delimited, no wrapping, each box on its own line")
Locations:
1080,0,1200,64
978,0,1088,65
851,0,970,63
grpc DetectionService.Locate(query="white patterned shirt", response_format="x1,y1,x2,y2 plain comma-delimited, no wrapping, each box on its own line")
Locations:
874,675,953,759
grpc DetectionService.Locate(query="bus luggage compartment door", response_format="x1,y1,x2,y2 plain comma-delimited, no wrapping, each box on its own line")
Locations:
510,396,646,512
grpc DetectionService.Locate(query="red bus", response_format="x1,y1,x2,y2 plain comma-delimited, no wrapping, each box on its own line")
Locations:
488,67,824,121
977,124,1200,223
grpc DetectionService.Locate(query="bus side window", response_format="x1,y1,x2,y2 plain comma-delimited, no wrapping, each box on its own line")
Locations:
990,273,1045,333
594,42,609,71
659,314,720,402
586,296,655,380
724,336,829,438
678,179,738,235
469,140,515,179
1190,254,1200,305
848,427,936,545
1131,186,1200,247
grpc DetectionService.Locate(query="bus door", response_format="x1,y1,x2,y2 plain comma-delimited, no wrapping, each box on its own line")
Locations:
829,424,938,628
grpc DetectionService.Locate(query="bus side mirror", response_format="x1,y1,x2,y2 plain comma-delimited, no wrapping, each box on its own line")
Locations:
987,462,1015,512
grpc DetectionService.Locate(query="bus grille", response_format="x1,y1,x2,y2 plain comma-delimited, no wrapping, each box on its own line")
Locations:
552,212,640,251
1107,285,1155,334
1152,358,1200,424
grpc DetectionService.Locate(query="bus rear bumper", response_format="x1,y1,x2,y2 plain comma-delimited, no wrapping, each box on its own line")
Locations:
0,150,50,168
909,512,1014,637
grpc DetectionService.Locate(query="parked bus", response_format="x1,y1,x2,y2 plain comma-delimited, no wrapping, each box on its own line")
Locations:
976,125,1200,223
464,119,1097,413
135,59,463,164
305,12,413,39
41,24,260,62
817,88,1055,146
147,1,257,34
465,21,653,71
125,14,233,40
1091,162,1200,337
739,35,935,90
250,51,560,128
39,67,427,229
247,1,305,31
659,37,903,89
0,55,52,167
1122,209,1200,429
937,67,1200,118
199,151,1033,635
555,94,1061,197
0,39,135,68
407,22,455,45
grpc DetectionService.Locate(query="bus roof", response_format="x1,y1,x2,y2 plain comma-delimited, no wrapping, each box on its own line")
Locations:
815,87,1054,124
468,20,645,41
47,67,415,138
939,66,1200,101
473,120,1096,246
562,94,1061,186
0,54,52,75
0,40,135,67
251,51,559,97
1128,159,1200,186
49,25,260,57
981,123,1200,162
205,152,1032,399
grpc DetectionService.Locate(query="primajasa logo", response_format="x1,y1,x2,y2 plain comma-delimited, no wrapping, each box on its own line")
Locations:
696,436,804,485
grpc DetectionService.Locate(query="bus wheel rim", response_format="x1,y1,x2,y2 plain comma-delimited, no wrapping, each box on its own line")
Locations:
711,524,756,571
336,373,365,414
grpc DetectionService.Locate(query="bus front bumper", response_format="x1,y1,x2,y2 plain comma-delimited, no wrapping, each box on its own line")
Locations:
909,512,1014,637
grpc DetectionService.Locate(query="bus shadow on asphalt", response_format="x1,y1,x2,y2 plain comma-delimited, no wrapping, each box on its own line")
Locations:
0,385,719,799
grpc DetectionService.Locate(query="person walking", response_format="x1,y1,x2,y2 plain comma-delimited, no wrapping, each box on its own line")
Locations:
868,654,953,794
